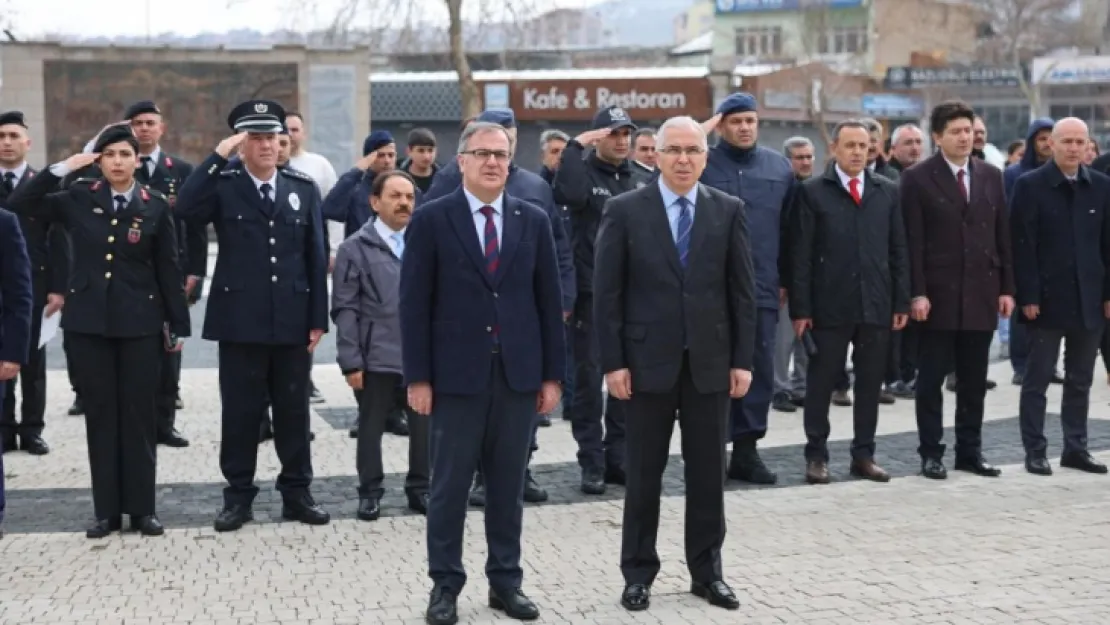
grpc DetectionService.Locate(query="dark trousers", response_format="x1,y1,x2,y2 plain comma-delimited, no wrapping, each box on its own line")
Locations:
68,332,161,519
356,372,429,499
621,353,729,587
728,307,776,442
571,295,625,471
914,329,993,460
562,320,575,419
1010,319,1029,375
1100,321,1110,373
63,330,80,398
803,324,889,462
898,321,920,383
1019,326,1101,458
2,302,47,437
0,385,6,523
427,356,535,594
154,350,181,438
218,342,313,507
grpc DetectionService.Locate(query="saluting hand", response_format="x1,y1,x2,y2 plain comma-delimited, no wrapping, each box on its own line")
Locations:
701,113,723,134
574,128,611,147
64,152,100,171
216,132,248,159
307,329,324,353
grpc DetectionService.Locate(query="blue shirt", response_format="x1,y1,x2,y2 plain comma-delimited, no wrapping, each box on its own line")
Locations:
657,178,698,242
463,187,503,252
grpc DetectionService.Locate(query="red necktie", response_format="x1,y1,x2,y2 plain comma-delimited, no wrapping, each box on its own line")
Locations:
848,178,861,205
956,169,969,202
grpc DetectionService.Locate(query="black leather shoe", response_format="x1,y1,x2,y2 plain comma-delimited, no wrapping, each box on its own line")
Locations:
771,392,796,413
348,425,359,439
357,497,380,521
468,475,486,507
86,516,122,539
388,412,410,436
691,580,740,610
157,430,189,448
523,471,548,503
20,435,50,455
1060,451,1109,474
309,384,325,404
425,587,458,625
282,493,330,525
408,492,430,515
620,584,650,611
130,515,164,536
581,467,606,495
955,455,1001,477
921,457,947,480
604,466,626,486
488,587,540,620
728,443,778,484
214,505,253,532
67,397,84,416
985,378,997,390
1025,457,1053,476
537,413,552,427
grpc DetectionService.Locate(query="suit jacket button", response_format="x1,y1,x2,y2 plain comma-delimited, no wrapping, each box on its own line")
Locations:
271,257,276,263
223,286,229,292
105,254,112,261
486,326,492,332
493,292,498,298
111,219,118,226
269,220,274,227
105,272,112,279
108,236,115,243
148,294,154,300
272,276,278,282
269,238,275,244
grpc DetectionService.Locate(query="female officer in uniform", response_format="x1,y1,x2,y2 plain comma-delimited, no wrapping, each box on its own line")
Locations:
6,125,191,538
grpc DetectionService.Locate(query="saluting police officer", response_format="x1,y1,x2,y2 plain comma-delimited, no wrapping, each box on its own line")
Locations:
175,100,330,532
124,100,205,447
5,124,191,538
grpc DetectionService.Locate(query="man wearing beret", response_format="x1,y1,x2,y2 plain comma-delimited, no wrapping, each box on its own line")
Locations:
0,111,67,457
175,99,330,532
701,92,795,485
425,108,576,504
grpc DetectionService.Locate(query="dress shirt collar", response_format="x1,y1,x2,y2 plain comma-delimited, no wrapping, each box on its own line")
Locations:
110,183,136,203
657,177,698,209
0,161,28,181
834,164,864,191
373,217,405,245
140,147,161,164
463,187,504,215
246,168,278,195
942,154,970,177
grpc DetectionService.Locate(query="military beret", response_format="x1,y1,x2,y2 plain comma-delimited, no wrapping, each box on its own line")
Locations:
716,92,758,117
93,124,139,153
123,100,160,120
362,130,394,156
477,107,516,129
227,99,285,133
0,110,27,128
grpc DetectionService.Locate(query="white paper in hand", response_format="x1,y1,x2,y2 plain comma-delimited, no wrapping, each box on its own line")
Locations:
38,309,60,349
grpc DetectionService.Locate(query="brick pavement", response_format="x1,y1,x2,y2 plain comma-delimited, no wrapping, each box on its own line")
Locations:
7,287,1110,623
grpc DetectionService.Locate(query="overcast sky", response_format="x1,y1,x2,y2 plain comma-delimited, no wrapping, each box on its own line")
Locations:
4,0,596,38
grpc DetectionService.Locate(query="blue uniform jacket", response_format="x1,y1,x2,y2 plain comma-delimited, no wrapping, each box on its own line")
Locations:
701,142,794,309
426,160,576,312
0,207,32,365
1010,162,1110,331
322,167,426,241
175,152,329,345
399,187,565,395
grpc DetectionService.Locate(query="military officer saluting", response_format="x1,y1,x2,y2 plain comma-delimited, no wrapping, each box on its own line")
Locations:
6,124,191,538
175,100,330,532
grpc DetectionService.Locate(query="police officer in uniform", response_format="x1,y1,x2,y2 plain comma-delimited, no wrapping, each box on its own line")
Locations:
175,100,330,532
5,124,191,538
124,100,204,447
0,110,68,456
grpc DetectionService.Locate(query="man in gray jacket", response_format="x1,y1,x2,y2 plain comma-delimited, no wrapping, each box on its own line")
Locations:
331,170,429,521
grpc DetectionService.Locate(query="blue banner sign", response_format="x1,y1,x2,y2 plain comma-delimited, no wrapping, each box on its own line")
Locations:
716,0,863,13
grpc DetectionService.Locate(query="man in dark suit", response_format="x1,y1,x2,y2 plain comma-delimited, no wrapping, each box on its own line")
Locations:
594,115,755,613
0,205,33,529
901,100,1014,479
400,121,564,625
175,100,331,531
789,120,910,485
0,111,67,456
1011,117,1110,476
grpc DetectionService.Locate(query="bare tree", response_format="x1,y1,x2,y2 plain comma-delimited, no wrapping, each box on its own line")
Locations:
793,5,869,148
972,0,1082,111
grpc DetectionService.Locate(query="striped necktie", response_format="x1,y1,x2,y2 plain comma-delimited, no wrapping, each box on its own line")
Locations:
675,196,692,268
479,205,499,275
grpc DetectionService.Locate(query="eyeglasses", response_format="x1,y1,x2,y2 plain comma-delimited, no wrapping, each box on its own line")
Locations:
462,149,511,162
660,146,706,157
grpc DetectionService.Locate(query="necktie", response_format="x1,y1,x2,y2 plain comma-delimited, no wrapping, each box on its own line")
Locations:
259,182,274,213
113,194,128,213
138,156,152,182
478,205,499,275
956,169,969,202
848,178,861,205
1,172,15,198
675,196,692,268
390,232,404,259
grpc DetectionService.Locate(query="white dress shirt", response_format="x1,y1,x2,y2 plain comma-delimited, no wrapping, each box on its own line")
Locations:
138,147,161,177
943,155,970,201
0,161,28,183
835,164,865,200
247,169,278,200
463,187,503,252
373,218,406,259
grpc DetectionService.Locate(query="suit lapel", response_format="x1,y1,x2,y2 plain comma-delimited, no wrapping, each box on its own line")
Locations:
445,188,495,288
494,197,522,285
928,152,968,208
644,183,683,278
685,184,714,273
93,181,117,215
234,172,270,217
968,159,988,209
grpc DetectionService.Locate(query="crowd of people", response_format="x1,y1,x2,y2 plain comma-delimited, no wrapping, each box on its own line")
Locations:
0,91,1109,625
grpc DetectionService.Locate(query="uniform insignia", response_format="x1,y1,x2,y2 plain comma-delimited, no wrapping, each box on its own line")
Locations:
90,180,102,191
220,169,240,177
279,168,312,182
164,156,173,168
139,187,150,201
289,193,301,211
209,164,219,174
254,103,268,113
93,207,104,214
128,227,141,244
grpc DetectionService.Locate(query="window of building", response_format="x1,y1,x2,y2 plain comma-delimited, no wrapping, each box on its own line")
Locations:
734,27,783,57
816,26,869,54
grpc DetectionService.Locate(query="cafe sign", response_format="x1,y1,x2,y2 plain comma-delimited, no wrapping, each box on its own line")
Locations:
483,78,712,121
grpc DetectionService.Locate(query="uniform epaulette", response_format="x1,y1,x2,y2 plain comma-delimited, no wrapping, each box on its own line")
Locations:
279,167,314,183
142,185,168,201
71,177,97,186
219,168,241,177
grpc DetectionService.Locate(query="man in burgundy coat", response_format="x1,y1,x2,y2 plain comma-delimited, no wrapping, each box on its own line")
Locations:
901,100,1015,480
